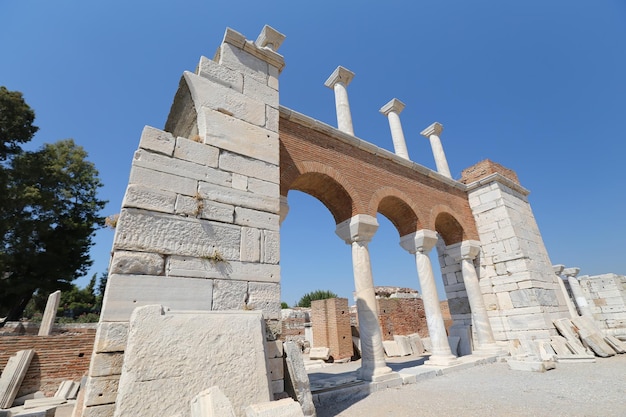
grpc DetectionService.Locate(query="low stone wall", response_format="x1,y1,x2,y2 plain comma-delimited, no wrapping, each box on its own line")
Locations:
0,330,96,396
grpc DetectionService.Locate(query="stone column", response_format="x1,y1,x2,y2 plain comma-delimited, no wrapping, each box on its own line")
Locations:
420,122,452,179
335,214,393,381
325,66,355,135
379,98,410,160
38,290,61,336
450,241,503,353
553,264,579,318
400,230,458,365
563,267,594,318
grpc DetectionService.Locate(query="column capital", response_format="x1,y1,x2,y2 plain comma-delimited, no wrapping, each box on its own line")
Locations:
552,264,565,275
254,25,286,51
446,240,481,261
399,229,438,254
335,214,378,244
563,267,580,278
420,122,443,137
379,98,405,116
324,66,355,89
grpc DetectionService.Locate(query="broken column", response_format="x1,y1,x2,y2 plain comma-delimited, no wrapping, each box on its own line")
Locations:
420,122,452,178
325,66,355,135
38,290,61,336
553,264,579,318
564,267,594,318
0,349,35,409
400,230,458,365
379,98,410,160
335,214,393,381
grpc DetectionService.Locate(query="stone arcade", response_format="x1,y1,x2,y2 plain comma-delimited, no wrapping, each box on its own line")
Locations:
79,25,607,416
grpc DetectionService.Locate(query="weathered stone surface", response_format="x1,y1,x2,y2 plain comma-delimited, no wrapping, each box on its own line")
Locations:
199,181,278,214
114,209,241,259
283,342,316,417
211,279,248,311
268,357,284,381
382,341,401,357
261,230,280,264
94,322,129,353
114,306,271,417
244,398,305,417
166,255,279,282
190,386,236,417
82,404,115,417
241,227,261,262
266,340,283,359
110,251,164,276
218,151,279,184
89,353,124,377
393,336,413,356
0,349,34,408
235,207,279,230
407,333,425,355
128,164,197,196
175,195,235,223
247,282,281,320
196,55,244,93
84,375,119,406
100,275,213,322
308,347,330,361
219,43,269,84
38,291,61,336
200,108,278,165
174,136,220,167
448,324,472,356
122,184,177,214
139,126,175,156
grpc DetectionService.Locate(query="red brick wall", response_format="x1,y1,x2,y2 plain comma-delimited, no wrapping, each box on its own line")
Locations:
311,298,353,360
0,331,95,397
460,159,520,185
377,298,428,340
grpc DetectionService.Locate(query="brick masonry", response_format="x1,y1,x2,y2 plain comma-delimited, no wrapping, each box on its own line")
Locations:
311,298,353,360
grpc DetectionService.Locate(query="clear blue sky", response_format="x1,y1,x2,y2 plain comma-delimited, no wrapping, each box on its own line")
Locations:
1,1,625,306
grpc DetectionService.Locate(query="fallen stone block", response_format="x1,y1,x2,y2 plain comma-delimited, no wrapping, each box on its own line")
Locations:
12,392,45,407
190,386,236,417
553,319,590,355
308,347,330,361
604,335,626,354
393,335,412,356
577,327,615,357
55,381,79,400
407,333,425,355
23,397,67,409
507,358,556,373
0,349,35,409
12,405,57,417
382,341,401,357
245,398,305,417
283,342,316,417
421,337,432,352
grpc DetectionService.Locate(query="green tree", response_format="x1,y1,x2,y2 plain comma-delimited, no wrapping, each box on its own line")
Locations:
0,87,106,323
0,86,38,159
296,290,339,308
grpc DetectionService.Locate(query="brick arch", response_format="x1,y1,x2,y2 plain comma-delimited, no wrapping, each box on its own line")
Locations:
429,204,469,245
284,161,357,224
368,187,423,236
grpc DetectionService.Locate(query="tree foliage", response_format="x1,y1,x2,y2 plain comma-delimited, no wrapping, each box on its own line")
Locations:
0,87,106,322
296,290,339,308
0,86,38,160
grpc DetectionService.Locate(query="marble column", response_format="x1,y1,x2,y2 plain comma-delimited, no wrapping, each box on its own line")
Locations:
400,230,458,365
553,264,579,318
420,122,452,179
325,66,355,135
335,214,393,381
450,241,502,353
563,267,594,318
379,98,410,160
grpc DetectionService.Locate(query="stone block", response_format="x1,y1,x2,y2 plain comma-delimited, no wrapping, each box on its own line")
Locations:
283,342,316,417
128,164,197,197
244,398,305,417
268,357,284,381
247,177,279,198
219,43,269,84
122,184,176,214
266,105,279,132
89,353,124,377
196,55,244,92
114,306,271,417
84,375,119,407
199,182,278,215
382,341,401,357
138,126,175,156
240,227,261,262
232,173,248,191
54,380,80,400
247,282,281,320
94,322,129,353
407,333,425,355
218,151,279,184
175,195,235,223
110,251,164,276
308,347,330,361
166,256,280,283
190,386,237,417
393,335,412,356
200,108,278,165
81,404,115,417
271,380,285,395
242,74,279,106
507,359,555,372
23,397,67,409
235,207,279,231
211,279,248,311
266,340,283,359
114,209,241,259
174,136,220,167
447,336,461,356
100,274,213,322
448,324,473,356
38,291,61,336
0,349,34,408
261,231,280,265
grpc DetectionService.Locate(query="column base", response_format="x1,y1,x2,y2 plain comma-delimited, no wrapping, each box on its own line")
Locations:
424,354,460,367
357,364,394,382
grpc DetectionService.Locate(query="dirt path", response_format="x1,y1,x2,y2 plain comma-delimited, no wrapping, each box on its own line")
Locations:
315,355,626,417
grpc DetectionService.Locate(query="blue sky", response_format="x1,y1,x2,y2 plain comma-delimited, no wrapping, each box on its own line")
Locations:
1,1,625,306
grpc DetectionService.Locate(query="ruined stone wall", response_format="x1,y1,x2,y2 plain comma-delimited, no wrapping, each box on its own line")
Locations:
311,298,353,360
579,274,626,335
0,332,95,396
377,298,428,340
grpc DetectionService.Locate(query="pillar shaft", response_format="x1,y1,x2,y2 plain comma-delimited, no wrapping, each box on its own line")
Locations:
325,66,355,135
379,98,409,160
401,230,457,365
553,264,579,318
420,122,451,178
564,268,594,318
336,215,392,381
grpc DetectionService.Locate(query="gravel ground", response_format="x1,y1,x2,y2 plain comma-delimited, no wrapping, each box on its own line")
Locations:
315,355,626,417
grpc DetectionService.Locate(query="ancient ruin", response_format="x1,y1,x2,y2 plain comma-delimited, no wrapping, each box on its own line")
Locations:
1,24,626,417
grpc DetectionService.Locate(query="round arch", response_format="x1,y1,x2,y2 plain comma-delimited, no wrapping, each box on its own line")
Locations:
429,204,468,245
368,187,423,237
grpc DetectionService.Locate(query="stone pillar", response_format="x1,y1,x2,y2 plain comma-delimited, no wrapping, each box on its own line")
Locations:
38,290,61,336
420,122,452,178
400,230,458,365
553,264,579,318
564,267,594,318
379,98,410,160
335,214,393,381
450,241,502,353
325,66,355,135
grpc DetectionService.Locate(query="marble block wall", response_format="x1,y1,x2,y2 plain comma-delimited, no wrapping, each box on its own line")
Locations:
579,273,626,337
81,26,285,417
461,160,570,343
